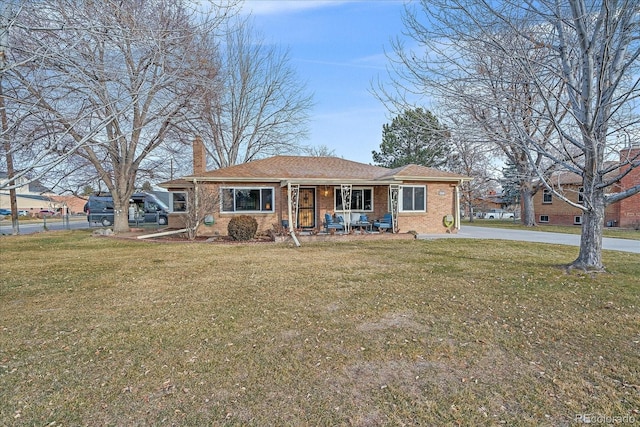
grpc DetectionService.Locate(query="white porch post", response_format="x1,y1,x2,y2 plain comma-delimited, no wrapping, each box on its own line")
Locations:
340,184,352,233
287,183,301,247
389,185,399,233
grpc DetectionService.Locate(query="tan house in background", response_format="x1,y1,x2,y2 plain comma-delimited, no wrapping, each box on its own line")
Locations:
160,139,471,237
0,172,87,216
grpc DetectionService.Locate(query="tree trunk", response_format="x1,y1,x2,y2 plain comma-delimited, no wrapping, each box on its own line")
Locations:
572,193,605,271
519,185,536,227
111,198,131,234
0,76,19,235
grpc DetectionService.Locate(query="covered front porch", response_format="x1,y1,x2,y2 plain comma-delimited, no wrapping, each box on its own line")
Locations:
279,180,462,243
280,181,398,235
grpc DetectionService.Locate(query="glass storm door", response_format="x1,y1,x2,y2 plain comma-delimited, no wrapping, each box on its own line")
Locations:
298,188,315,229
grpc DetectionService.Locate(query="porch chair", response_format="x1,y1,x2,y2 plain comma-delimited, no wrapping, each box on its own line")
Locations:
373,213,393,232
324,213,345,233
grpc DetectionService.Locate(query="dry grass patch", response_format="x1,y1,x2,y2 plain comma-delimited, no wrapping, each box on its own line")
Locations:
0,231,638,426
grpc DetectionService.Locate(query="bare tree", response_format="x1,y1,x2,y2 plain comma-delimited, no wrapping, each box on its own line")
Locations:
1,1,119,192
381,0,640,271
197,17,313,169
377,7,566,228
304,144,336,157
445,126,495,222
181,185,220,240
458,38,568,227
8,0,236,233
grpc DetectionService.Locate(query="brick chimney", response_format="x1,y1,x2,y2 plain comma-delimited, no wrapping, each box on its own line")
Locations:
193,135,206,175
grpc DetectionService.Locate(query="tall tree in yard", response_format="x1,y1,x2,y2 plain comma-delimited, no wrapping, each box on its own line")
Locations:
384,0,640,271
446,130,494,222
373,108,450,169
7,0,234,233
197,18,313,169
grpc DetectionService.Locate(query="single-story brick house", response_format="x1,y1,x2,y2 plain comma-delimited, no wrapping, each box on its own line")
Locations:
159,139,471,237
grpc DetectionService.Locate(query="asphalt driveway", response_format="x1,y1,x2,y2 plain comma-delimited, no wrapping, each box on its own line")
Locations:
418,226,640,254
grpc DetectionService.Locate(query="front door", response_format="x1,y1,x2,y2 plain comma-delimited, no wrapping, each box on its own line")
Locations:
298,188,315,229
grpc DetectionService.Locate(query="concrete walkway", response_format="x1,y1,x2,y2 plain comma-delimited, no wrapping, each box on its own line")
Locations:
418,226,640,254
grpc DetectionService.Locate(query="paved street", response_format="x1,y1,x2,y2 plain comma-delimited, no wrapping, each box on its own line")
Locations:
0,216,92,234
0,216,166,235
419,226,640,254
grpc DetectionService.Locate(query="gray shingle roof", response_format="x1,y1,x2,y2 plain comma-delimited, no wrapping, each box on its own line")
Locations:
160,156,469,187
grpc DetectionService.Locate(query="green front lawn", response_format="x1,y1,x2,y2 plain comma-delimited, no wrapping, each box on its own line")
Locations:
1,231,638,425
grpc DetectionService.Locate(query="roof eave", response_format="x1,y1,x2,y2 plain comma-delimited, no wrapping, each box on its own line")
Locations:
160,175,471,188
383,175,472,182
280,178,397,187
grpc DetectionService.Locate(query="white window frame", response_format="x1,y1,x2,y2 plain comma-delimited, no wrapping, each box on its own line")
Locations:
543,189,553,204
574,215,582,225
540,215,549,223
334,187,373,212
220,186,275,213
399,185,427,212
169,191,188,213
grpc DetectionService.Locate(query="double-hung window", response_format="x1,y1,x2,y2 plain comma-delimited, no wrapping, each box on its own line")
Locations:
543,189,553,204
400,185,426,212
221,187,274,213
334,188,373,211
169,192,187,212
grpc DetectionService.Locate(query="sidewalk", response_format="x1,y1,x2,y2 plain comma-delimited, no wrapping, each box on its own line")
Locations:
418,226,640,254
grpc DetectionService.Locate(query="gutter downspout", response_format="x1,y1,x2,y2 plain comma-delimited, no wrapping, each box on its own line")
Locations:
193,178,198,213
137,228,187,239
193,178,199,238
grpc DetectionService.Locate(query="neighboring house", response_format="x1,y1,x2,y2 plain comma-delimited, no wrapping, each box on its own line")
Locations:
0,172,54,215
472,190,520,217
47,195,88,215
0,172,52,195
532,146,640,228
159,139,471,237
0,192,53,215
0,172,87,215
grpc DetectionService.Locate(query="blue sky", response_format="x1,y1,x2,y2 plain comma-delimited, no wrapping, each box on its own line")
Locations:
241,0,409,164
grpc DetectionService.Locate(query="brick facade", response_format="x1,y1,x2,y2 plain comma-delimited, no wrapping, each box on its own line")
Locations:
617,147,640,228
161,155,470,237
532,147,640,228
168,182,459,236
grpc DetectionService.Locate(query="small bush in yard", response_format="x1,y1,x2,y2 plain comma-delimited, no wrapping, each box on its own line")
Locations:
228,215,258,241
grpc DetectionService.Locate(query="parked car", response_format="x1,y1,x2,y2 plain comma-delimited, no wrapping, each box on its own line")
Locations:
86,192,169,227
0,208,11,216
18,210,30,216
39,209,57,216
483,209,515,219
